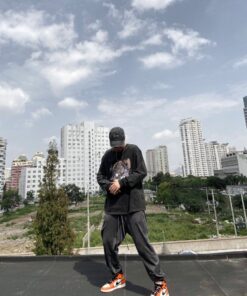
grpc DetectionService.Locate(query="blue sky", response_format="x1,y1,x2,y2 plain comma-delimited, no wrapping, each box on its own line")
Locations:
0,0,246,170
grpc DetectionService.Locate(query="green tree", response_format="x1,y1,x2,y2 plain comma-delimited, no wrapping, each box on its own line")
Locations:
33,141,75,255
177,188,206,213
206,176,226,189
27,190,35,203
152,172,165,187
61,184,85,205
181,176,207,188
1,190,21,212
155,178,182,207
224,174,247,186
23,190,35,206
155,176,208,212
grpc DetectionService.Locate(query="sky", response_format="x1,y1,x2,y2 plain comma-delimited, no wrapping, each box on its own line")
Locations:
0,0,247,171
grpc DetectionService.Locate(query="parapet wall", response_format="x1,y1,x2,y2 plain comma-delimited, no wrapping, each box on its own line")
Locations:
74,236,247,255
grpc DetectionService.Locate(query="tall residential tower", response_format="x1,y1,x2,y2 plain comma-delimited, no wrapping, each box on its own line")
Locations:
146,145,169,179
179,118,209,177
205,141,229,175
61,121,109,193
0,137,7,198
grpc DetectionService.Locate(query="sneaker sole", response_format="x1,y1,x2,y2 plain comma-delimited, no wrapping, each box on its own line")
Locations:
101,283,126,293
150,292,169,296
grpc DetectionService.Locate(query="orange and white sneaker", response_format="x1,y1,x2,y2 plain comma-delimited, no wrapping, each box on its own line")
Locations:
150,280,169,296
100,273,126,293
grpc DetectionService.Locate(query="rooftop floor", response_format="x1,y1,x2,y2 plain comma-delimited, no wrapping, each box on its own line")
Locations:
0,252,246,296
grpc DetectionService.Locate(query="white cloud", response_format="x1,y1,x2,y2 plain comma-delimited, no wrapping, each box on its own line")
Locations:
153,129,179,139
103,5,146,40
27,30,127,91
118,10,144,39
58,97,88,109
31,107,52,120
87,19,102,31
132,0,178,11
92,30,109,43
140,52,183,69
0,10,76,50
41,64,92,91
98,98,167,118
140,27,214,69
153,82,172,90
164,28,213,57
103,3,120,19
142,34,163,46
233,56,247,68
168,93,240,122
0,83,29,113
173,94,239,112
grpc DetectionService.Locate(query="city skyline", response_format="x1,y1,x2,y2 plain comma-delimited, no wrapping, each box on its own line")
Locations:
0,0,247,170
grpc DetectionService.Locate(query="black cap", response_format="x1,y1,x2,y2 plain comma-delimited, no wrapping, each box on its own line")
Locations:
109,127,125,147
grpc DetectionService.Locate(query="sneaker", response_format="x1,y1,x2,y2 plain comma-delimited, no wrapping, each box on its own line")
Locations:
100,273,126,293
150,280,169,296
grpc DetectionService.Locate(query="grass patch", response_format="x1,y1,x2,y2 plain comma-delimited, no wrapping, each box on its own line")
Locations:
0,205,37,224
6,234,20,240
70,210,103,248
5,222,16,227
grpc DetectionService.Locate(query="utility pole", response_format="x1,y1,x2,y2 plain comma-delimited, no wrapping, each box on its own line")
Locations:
205,187,210,215
87,187,90,249
240,192,247,228
211,189,220,237
228,192,237,236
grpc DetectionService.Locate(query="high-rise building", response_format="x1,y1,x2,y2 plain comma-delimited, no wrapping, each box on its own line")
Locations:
214,151,247,178
4,167,11,184
18,152,66,199
61,121,109,194
243,96,247,127
7,155,33,192
0,137,7,198
179,118,209,177
146,145,169,179
19,153,46,200
205,141,229,175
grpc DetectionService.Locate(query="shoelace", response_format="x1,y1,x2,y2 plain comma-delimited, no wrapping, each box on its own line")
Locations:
153,283,166,296
108,274,121,284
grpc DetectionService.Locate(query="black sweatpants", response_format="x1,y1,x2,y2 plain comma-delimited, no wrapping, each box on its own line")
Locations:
101,211,166,282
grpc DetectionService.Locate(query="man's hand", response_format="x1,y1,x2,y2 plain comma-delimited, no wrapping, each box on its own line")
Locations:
109,180,121,195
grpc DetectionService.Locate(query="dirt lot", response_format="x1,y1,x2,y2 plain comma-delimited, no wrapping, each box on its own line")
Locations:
0,214,35,255
0,204,166,255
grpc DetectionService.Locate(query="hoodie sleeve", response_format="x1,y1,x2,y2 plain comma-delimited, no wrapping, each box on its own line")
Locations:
119,146,147,189
97,153,111,191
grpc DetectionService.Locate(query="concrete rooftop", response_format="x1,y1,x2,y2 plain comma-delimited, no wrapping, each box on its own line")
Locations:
0,252,246,296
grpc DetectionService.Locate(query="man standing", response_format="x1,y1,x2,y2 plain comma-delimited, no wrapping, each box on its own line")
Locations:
97,127,169,296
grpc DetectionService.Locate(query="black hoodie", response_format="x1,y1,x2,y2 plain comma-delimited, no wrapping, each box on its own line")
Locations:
97,144,147,214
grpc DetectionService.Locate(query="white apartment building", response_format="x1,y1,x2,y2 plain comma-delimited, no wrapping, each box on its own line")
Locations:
19,152,66,200
4,167,11,183
205,141,229,176
215,151,247,177
146,146,169,179
0,137,7,198
179,118,209,177
61,121,109,194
